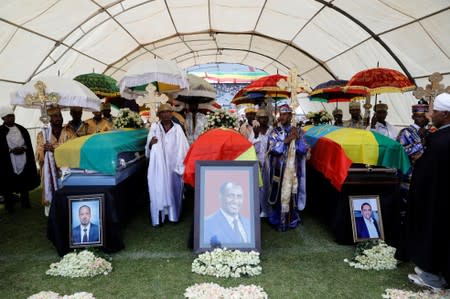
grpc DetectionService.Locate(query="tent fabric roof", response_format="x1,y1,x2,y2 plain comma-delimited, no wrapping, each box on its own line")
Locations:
1,0,449,126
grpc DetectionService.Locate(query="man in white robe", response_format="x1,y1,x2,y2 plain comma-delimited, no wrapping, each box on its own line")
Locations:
145,104,189,226
185,103,207,144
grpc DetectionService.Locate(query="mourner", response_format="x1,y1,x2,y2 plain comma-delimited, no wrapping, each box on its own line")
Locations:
407,92,450,290
145,104,189,227
0,106,40,212
332,108,344,126
239,107,257,142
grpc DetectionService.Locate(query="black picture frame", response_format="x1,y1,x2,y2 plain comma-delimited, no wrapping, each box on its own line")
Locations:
68,194,105,248
349,195,385,242
194,160,260,253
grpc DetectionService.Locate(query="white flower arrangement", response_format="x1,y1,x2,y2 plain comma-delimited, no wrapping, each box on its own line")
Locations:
184,282,268,299
46,250,112,278
113,108,144,129
306,110,333,125
382,288,450,299
28,291,95,299
203,109,239,132
344,240,397,270
192,248,262,278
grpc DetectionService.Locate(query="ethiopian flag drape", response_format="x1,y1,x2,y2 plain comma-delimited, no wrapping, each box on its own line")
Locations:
303,125,410,191
55,129,148,175
183,128,258,187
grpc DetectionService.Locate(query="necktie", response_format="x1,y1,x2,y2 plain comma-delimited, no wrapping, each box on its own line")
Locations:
82,228,88,243
233,218,243,242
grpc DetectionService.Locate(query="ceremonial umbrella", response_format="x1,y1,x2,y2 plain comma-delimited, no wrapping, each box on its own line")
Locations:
347,68,416,95
174,74,216,103
231,89,288,105
118,58,188,99
73,73,121,97
303,124,410,191
11,77,101,112
309,80,368,103
10,77,101,216
183,128,258,187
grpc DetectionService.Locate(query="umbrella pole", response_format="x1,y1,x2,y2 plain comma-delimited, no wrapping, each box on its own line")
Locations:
363,95,372,127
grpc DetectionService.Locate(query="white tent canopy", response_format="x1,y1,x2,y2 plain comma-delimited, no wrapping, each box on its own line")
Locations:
1,0,449,127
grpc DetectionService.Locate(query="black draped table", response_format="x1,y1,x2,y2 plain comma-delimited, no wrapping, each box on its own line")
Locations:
307,165,404,250
47,164,147,256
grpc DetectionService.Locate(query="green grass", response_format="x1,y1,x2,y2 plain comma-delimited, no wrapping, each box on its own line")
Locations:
0,189,422,299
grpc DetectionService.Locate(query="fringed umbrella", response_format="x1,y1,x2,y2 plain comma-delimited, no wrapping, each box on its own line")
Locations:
73,73,121,97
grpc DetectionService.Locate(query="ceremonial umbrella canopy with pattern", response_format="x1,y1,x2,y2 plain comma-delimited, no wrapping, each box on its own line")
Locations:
303,124,411,191
347,67,416,95
73,73,121,98
183,128,258,187
309,79,368,103
118,58,188,99
231,88,288,106
174,74,216,103
11,77,101,113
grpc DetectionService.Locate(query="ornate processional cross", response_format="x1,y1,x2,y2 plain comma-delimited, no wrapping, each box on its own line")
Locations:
24,80,60,125
413,72,450,108
136,83,169,123
276,68,312,124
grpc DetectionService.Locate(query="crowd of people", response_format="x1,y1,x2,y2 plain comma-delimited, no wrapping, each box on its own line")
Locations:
1,91,449,290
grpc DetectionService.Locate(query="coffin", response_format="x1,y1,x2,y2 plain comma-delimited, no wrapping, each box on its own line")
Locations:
54,129,148,186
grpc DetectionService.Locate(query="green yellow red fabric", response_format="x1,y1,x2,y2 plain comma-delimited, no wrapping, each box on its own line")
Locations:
303,125,410,190
54,129,148,175
183,128,258,187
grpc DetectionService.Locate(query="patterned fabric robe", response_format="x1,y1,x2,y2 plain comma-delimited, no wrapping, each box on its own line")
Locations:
267,125,308,231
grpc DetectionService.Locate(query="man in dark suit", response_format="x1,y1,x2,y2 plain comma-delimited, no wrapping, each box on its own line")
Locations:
355,202,381,239
204,182,251,246
72,205,100,244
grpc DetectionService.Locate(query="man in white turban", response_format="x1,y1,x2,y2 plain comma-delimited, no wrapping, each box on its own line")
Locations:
0,106,40,212
407,92,450,290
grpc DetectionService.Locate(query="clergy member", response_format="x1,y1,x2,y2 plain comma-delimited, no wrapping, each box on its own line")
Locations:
66,106,89,137
267,105,309,231
397,100,430,166
36,106,77,206
253,109,272,217
239,107,257,142
145,103,189,226
370,102,399,139
0,106,40,212
343,101,365,129
85,108,112,134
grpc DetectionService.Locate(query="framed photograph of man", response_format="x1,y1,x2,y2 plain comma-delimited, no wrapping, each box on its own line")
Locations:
194,160,260,253
349,195,384,242
68,194,104,248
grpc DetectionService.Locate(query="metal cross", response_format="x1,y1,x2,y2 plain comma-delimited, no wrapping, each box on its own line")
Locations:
136,83,169,123
413,72,450,107
24,80,60,125
276,68,312,113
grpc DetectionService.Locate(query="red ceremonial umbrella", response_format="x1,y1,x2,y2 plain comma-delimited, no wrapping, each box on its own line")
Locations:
243,74,291,95
183,128,258,187
347,67,416,95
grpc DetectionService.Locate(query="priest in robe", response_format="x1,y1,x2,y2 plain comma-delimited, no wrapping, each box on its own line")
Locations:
145,104,189,226
36,106,77,206
267,105,309,231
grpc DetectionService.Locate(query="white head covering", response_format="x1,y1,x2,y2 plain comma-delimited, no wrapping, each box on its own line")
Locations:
434,92,450,112
0,106,14,118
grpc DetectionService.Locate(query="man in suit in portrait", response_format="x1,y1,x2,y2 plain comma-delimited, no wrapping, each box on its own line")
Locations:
72,205,100,244
204,182,251,247
355,202,381,239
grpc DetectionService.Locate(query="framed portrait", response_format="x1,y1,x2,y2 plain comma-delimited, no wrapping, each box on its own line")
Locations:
68,194,105,248
349,195,384,242
194,160,260,253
